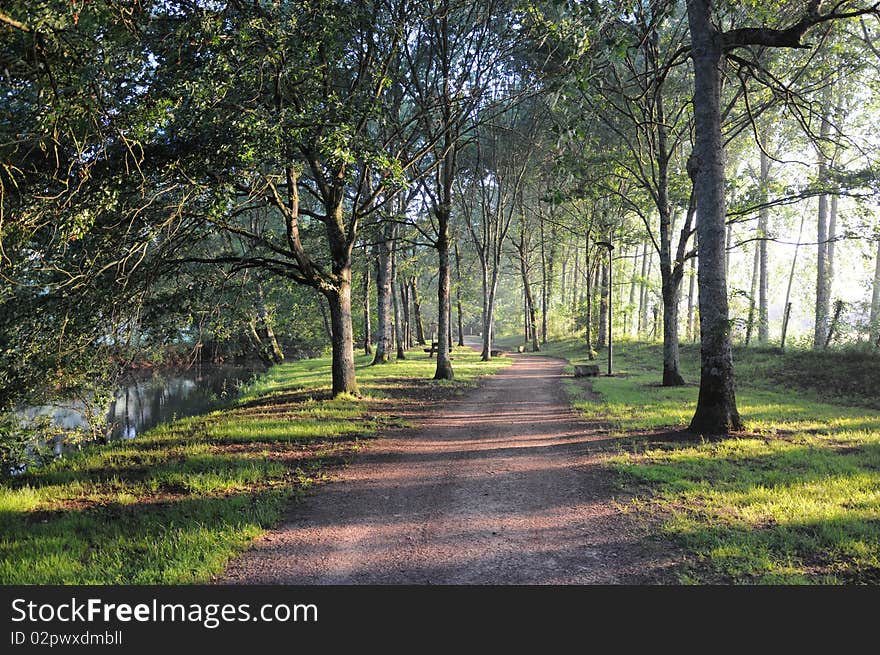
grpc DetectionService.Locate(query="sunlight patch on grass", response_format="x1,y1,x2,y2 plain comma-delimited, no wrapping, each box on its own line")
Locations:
535,337,880,584
615,439,880,583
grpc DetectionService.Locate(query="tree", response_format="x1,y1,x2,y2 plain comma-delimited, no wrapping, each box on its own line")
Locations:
402,0,526,379
372,221,397,364
510,197,541,353
133,0,450,395
459,117,531,360
684,0,879,435
814,81,836,348
538,202,560,344
0,2,152,410
361,245,373,355
757,149,771,343
872,234,880,344
570,2,696,386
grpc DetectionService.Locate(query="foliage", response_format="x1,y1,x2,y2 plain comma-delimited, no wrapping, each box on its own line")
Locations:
0,414,54,479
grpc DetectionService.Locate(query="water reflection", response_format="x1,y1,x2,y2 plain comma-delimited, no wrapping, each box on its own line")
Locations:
25,365,261,452
106,365,261,440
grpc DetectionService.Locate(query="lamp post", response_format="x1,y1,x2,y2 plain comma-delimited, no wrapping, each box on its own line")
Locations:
595,239,614,376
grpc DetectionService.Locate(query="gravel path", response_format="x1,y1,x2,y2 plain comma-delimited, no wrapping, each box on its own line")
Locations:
221,351,675,584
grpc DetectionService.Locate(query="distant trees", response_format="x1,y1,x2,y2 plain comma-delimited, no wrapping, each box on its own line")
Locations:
459,114,533,360
400,0,531,378
575,2,695,386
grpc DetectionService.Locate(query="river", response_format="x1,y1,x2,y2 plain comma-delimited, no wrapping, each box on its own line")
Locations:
22,363,263,455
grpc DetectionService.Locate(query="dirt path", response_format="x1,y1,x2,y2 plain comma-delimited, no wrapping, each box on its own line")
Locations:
221,351,677,584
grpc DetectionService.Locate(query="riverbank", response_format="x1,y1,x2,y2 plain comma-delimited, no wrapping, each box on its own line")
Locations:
0,347,510,584
502,336,880,583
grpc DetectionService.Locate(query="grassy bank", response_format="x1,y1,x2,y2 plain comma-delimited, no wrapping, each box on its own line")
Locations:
0,347,509,584
518,337,880,584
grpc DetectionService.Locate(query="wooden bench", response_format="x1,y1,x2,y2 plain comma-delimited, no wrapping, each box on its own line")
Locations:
424,341,454,359
574,364,600,377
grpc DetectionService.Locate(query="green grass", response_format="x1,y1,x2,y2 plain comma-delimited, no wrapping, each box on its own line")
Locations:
0,346,509,584
523,336,880,584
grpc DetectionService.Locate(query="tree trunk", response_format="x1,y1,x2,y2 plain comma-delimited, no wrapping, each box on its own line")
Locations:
247,291,282,365
246,317,274,366
657,248,686,381
745,238,760,345
448,299,453,353
527,291,539,353
256,284,284,364
434,209,454,380
578,244,587,309
516,230,540,352
318,294,333,341
391,246,406,360
825,299,844,348
410,275,426,346
758,150,770,343
662,275,685,385
782,208,806,345
326,273,358,396
637,243,647,335
597,258,608,348
476,212,504,361
372,223,394,364
639,245,653,335
628,244,640,336
652,39,686,385
540,213,557,344
657,227,686,385
814,84,833,349
401,279,412,349
686,0,742,435
828,193,838,299
540,213,547,344
414,277,426,346
585,259,594,358
686,251,697,342
614,250,625,336
780,302,792,350
815,196,830,349
870,236,880,344
479,254,491,360
453,242,465,346
560,246,568,305
362,249,372,355
483,279,498,360
262,317,284,365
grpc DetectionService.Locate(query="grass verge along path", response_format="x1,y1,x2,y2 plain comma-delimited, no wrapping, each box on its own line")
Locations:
512,337,880,584
0,348,510,584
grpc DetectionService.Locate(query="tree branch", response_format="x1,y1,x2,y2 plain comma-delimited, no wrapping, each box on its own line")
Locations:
723,2,880,51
